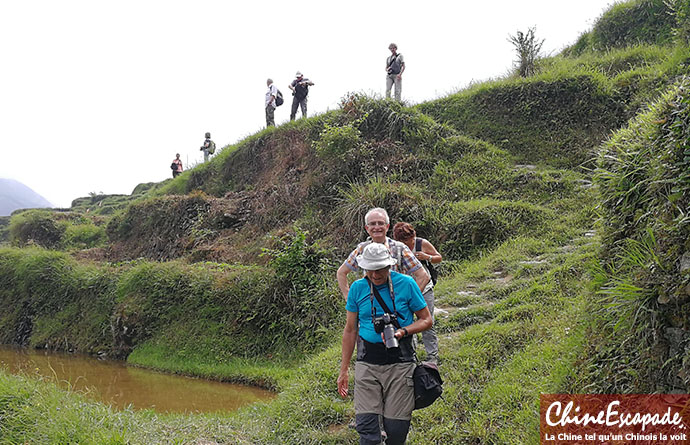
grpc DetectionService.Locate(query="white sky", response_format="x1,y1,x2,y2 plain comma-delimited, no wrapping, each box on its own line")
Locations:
0,0,612,208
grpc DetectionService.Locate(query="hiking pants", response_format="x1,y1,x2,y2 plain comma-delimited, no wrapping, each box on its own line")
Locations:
265,105,275,127
386,73,402,101
290,95,307,120
421,288,439,363
354,361,415,444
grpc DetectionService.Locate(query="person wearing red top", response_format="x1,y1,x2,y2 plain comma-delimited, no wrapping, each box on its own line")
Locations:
171,153,183,178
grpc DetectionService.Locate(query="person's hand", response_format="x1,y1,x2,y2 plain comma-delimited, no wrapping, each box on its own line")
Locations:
337,371,349,398
415,251,430,261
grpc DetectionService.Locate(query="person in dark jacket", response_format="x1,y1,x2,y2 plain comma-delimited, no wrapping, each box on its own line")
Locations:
288,71,314,121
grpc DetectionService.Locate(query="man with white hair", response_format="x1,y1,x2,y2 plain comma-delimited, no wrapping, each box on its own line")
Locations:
338,242,432,445
336,207,429,300
265,78,278,127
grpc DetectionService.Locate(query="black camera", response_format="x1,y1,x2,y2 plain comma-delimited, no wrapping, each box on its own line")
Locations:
373,313,399,349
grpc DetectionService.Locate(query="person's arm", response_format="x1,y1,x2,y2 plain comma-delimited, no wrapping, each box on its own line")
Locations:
416,239,442,264
401,244,429,291
288,81,296,92
411,267,430,292
336,263,351,300
337,310,358,398
394,306,432,339
398,61,405,77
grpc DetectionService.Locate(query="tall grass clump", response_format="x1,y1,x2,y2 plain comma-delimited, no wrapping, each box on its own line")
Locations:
509,27,544,77
588,77,690,392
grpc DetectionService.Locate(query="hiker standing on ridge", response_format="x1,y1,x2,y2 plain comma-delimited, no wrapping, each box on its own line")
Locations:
336,207,429,301
265,78,278,127
393,222,442,364
171,153,183,178
337,242,432,445
200,132,215,162
288,71,314,121
385,43,405,101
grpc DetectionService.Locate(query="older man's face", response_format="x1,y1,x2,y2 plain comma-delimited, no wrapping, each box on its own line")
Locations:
366,266,390,286
365,212,389,243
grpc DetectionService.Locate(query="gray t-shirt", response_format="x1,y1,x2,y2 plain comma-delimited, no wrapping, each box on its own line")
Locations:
387,53,404,75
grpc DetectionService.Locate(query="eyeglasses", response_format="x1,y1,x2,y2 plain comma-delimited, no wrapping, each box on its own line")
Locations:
366,221,388,226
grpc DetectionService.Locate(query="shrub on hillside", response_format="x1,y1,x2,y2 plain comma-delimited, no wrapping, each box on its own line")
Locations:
9,210,65,248
261,228,340,348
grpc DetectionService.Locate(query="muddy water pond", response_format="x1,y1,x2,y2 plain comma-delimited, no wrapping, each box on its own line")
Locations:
0,346,275,413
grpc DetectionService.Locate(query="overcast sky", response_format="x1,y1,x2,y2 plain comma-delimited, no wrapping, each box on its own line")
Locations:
0,0,612,208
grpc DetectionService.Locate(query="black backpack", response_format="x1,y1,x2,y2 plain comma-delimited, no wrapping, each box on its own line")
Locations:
413,361,443,409
275,89,284,106
415,238,438,285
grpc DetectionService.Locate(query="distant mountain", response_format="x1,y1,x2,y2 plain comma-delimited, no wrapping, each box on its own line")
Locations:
0,178,52,216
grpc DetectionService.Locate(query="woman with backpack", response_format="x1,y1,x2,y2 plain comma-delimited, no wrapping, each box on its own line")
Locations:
393,222,442,364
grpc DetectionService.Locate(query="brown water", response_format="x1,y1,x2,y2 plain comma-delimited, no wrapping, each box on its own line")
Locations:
0,346,275,413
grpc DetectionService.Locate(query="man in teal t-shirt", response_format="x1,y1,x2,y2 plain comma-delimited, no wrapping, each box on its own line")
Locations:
337,243,432,445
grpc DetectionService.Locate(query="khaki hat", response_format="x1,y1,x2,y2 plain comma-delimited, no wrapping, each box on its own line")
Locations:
356,243,397,271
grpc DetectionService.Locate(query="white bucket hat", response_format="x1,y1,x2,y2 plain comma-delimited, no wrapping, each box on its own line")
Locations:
356,243,397,271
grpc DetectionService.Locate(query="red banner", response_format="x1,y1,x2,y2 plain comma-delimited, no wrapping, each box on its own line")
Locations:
540,394,690,444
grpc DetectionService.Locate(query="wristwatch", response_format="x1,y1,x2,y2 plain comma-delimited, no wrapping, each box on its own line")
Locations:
401,327,409,337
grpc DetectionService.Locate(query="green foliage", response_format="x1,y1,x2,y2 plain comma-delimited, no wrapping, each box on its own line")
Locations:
313,118,363,159
668,0,690,44
8,210,108,251
333,177,426,241
569,0,676,54
425,199,553,259
106,192,217,260
590,77,690,391
9,210,65,248
69,193,139,216
261,228,342,348
62,222,107,249
0,216,9,243
418,73,627,167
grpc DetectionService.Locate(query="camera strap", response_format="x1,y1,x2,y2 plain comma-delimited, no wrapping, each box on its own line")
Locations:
365,277,399,325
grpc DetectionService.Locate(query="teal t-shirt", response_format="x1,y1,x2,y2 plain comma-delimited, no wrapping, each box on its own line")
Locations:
346,271,426,344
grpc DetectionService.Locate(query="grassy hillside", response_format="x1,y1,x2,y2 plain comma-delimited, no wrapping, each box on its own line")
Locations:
1,1,689,443
582,76,690,393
